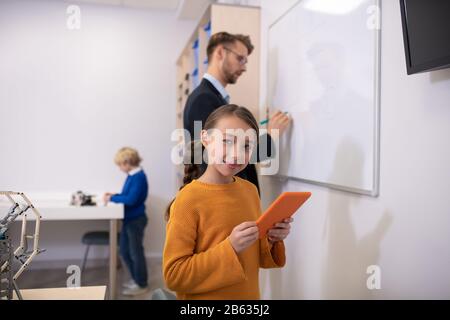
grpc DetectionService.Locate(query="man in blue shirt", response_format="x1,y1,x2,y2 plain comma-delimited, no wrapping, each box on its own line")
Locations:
104,147,149,296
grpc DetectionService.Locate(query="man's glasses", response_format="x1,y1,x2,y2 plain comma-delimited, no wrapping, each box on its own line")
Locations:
223,46,248,66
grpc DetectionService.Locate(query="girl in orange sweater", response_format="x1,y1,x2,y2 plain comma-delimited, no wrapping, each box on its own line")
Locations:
163,104,293,299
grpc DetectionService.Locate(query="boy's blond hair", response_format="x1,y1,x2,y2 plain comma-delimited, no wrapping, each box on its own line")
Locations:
114,147,142,167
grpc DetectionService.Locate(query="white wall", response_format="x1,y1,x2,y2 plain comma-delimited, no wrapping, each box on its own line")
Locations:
0,0,196,261
259,0,450,299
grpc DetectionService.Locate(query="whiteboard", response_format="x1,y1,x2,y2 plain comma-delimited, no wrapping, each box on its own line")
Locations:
267,0,380,196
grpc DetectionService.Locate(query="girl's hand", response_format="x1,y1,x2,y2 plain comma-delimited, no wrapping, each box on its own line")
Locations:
229,221,259,253
268,218,293,244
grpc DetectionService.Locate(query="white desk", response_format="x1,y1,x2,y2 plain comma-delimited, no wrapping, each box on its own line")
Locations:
14,285,107,300
1,196,123,300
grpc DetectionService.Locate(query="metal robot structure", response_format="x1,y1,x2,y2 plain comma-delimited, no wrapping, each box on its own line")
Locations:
0,191,44,300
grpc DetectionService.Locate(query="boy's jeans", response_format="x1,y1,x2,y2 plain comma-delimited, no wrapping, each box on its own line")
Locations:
119,215,148,288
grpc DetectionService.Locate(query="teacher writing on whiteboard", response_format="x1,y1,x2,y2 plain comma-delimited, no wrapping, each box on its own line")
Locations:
183,31,291,194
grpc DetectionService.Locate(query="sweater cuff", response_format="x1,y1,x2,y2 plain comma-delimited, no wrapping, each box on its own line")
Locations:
262,237,286,267
271,240,286,267
224,237,248,282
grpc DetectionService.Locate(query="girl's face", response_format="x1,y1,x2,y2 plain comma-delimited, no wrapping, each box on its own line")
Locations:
201,115,257,178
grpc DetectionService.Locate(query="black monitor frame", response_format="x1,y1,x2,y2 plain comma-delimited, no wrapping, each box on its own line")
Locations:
400,0,450,75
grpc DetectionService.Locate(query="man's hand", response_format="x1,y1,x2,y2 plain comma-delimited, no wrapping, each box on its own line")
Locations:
267,110,291,137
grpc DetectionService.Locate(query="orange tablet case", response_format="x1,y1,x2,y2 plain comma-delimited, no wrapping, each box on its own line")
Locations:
256,192,311,239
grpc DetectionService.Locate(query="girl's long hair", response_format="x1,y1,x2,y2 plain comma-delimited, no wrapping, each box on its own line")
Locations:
164,104,259,220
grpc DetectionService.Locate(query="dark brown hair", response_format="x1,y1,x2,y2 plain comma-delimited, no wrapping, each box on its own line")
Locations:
206,32,254,61
165,104,259,220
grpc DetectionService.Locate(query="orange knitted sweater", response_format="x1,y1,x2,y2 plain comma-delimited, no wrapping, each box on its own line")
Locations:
163,176,286,300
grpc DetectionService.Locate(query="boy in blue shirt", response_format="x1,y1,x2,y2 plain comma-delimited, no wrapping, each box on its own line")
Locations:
104,147,149,296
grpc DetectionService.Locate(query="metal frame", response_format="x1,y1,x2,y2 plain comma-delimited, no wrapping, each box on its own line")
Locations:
266,0,381,197
0,238,13,300
0,191,43,299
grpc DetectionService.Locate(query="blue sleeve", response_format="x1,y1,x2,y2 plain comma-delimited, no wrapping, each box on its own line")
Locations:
110,175,145,206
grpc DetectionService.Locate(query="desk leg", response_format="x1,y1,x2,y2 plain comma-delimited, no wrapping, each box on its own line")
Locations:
109,219,118,300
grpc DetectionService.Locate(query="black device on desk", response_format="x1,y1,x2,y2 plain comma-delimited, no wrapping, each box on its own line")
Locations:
70,191,96,206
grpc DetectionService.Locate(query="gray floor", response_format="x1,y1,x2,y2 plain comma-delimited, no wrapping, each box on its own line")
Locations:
15,258,166,300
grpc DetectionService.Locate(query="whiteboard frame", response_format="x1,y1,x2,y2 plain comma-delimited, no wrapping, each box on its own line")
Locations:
267,0,381,197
